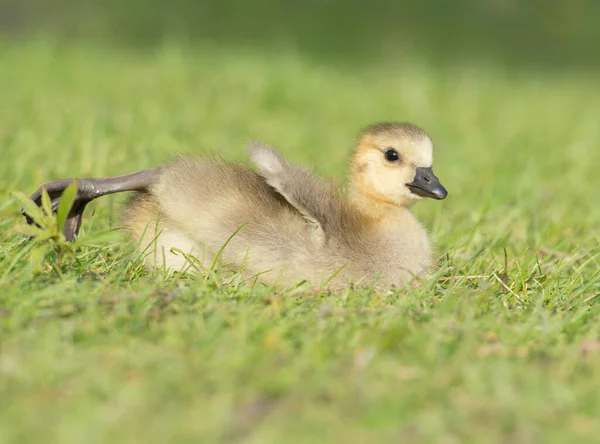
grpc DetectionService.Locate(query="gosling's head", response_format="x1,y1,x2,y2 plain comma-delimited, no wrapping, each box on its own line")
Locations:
350,122,448,208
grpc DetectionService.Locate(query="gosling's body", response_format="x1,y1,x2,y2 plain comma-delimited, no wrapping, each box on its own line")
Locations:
125,157,431,290
123,122,447,290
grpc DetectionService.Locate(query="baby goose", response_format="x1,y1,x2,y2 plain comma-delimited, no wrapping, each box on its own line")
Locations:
24,122,447,291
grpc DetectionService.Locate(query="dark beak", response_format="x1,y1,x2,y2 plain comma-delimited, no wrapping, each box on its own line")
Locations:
407,167,448,200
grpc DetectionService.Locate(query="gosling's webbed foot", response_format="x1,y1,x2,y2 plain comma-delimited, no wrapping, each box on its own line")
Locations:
22,168,162,241
23,178,97,240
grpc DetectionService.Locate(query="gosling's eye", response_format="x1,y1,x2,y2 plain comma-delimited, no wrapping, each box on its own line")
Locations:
384,149,401,163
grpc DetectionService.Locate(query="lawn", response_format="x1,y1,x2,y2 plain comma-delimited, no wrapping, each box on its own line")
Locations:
1,38,599,443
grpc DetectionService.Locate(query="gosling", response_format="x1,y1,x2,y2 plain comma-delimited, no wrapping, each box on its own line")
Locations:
24,122,448,291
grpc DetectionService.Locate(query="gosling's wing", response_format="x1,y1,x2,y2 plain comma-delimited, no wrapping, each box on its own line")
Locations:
248,142,345,235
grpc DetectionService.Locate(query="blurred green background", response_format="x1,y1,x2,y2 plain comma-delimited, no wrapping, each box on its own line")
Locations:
2,0,600,70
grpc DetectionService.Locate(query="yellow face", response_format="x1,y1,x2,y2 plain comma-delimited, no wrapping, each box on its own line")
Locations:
352,127,447,207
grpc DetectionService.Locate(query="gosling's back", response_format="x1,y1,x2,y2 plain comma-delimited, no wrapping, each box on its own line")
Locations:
124,156,355,287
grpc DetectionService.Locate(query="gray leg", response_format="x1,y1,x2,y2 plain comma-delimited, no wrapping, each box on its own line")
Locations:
23,167,162,240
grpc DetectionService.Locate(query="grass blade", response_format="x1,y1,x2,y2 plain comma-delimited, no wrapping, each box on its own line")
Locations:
57,180,79,233
321,262,348,288
209,224,246,272
40,189,53,219
11,191,47,227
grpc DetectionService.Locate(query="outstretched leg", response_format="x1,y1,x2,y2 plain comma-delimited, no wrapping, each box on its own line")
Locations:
23,167,163,240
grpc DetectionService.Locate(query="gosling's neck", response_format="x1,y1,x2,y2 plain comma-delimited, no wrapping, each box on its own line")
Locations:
348,183,410,224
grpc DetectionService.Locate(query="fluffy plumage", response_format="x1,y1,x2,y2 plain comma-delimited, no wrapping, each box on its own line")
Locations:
124,122,447,291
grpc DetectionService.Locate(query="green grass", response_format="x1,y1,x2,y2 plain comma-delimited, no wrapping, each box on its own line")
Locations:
1,39,600,443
